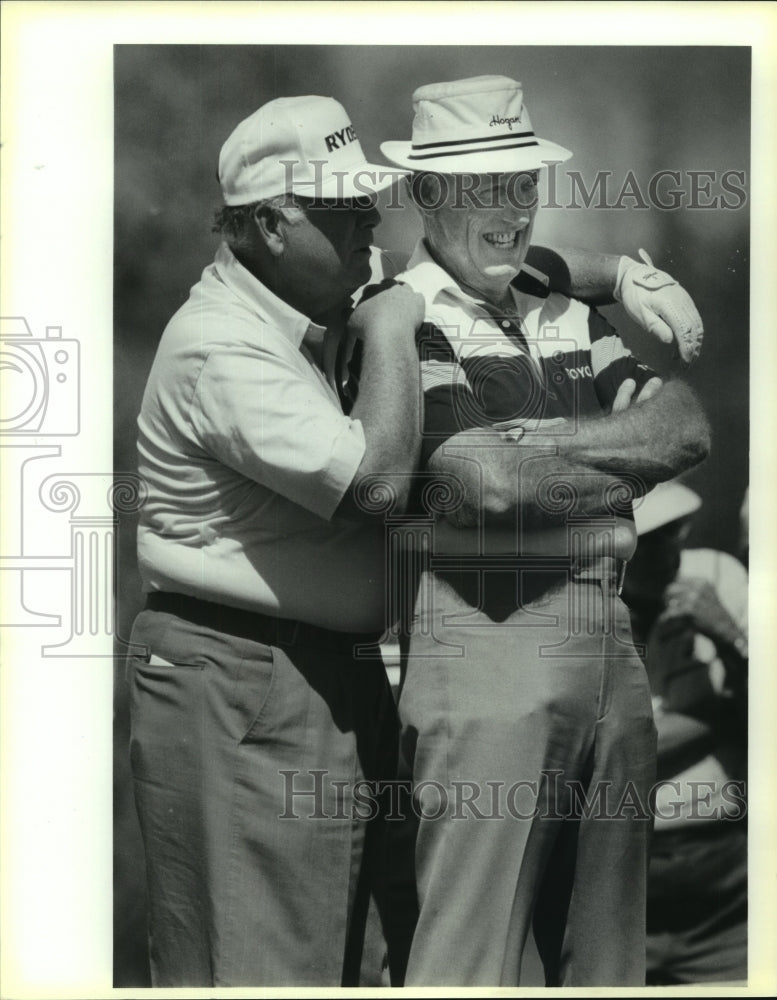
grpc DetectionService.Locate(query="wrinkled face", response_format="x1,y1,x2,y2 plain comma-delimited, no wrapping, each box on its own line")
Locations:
283,195,381,312
421,172,539,301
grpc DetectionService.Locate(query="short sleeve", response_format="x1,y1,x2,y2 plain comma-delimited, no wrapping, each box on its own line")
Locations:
190,339,366,521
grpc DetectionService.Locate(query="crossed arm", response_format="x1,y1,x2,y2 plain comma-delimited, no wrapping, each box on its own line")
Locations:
430,380,711,529
525,245,620,304
338,247,705,523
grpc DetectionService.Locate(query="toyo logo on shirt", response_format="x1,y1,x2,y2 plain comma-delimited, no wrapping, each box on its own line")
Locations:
564,364,593,380
324,124,357,152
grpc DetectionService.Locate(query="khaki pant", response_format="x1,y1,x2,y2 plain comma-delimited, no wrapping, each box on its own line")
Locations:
398,566,657,986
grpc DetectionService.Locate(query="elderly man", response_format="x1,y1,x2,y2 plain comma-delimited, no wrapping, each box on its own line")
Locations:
381,75,711,986
126,94,426,988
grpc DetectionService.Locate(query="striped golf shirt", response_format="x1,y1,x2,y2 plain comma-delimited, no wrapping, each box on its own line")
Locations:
397,240,658,464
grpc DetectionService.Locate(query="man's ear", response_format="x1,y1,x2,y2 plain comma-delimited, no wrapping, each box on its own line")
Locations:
253,204,285,257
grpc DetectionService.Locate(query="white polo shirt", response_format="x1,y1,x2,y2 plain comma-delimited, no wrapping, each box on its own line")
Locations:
136,243,389,632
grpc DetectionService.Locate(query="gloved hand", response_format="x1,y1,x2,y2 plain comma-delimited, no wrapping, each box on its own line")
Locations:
615,249,704,364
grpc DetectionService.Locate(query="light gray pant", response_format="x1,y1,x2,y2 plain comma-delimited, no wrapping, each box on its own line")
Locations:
398,566,657,986
127,607,397,987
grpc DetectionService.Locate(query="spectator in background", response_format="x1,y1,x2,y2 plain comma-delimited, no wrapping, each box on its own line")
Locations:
624,480,748,986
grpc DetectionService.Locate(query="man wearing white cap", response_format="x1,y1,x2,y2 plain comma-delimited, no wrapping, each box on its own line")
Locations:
126,94,426,987
381,76,711,986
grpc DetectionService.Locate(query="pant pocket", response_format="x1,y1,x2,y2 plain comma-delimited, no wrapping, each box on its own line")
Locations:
127,610,279,756
127,650,206,783
233,642,277,744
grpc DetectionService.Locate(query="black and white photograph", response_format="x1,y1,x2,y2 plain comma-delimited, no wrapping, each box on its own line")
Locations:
2,3,776,997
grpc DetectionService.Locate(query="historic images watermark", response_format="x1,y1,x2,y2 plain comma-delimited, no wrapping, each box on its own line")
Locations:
541,164,747,212
278,768,747,824
278,157,748,212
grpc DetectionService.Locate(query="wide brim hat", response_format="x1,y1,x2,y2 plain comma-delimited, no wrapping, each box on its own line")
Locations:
219,95,407,205
381,75,572,174
633,480,702,536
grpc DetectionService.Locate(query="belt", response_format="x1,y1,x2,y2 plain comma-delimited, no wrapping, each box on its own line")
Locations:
430,555,628,594
145,591,383,652
571,556,628,595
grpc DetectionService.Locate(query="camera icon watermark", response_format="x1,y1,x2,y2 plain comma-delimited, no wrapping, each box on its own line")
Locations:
0,315,143,656
0,317,80,435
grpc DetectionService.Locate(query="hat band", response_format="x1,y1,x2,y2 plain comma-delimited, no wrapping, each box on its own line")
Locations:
411,129,535,150
407,129,539,161
408,139,540,161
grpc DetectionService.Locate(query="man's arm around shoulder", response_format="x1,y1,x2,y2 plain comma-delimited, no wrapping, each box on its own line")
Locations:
334,282,424,521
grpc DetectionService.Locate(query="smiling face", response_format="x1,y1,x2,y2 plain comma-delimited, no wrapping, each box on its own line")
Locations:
419,172,539,303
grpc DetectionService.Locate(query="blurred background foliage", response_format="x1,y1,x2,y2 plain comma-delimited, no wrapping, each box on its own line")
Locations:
113,45,749,985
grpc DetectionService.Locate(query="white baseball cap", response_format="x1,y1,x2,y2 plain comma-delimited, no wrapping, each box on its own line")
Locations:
219,95,406,205
381,75,572,174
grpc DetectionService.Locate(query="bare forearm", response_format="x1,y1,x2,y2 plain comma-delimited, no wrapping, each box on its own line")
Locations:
555,380,710,485
428,381,708,527
334,282,424,521
430,434,630,528
339,333,421,519
526,245,620,304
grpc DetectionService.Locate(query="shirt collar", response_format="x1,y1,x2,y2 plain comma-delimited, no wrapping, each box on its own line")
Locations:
406,239,473,303
405,238,545,315
213,242,325,349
